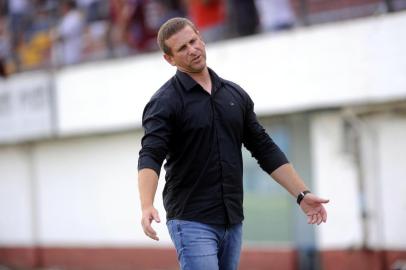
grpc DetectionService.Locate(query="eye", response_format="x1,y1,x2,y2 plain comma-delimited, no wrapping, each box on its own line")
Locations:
178,45,186,52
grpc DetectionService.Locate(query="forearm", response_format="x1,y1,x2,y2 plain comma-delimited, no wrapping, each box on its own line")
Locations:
138,168,159,210
270,163,309,198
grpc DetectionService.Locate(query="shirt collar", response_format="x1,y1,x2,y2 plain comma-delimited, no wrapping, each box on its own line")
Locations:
175,68,224,92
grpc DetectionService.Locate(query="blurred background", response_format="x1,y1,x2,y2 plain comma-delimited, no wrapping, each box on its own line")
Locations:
1,0,406,269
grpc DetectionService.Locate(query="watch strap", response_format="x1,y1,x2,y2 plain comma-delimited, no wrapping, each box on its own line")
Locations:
297,190,311,205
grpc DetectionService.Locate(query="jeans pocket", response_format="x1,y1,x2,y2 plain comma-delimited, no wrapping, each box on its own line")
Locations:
175,220,218,257
166,220,179,244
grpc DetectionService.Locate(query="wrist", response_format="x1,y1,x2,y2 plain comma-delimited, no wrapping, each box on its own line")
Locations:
141,203,154,211
296,190,311,205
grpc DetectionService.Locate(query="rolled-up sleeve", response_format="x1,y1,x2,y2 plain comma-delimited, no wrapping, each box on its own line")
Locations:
242,94,289,174
138,97,174,176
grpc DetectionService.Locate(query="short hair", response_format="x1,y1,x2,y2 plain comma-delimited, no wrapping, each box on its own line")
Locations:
157,17,198,55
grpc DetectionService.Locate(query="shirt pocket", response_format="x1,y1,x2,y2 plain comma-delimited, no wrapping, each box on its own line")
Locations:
217,97,244,132
180,98,213,132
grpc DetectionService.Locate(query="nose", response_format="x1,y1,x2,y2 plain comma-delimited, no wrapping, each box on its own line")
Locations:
187,44,198,56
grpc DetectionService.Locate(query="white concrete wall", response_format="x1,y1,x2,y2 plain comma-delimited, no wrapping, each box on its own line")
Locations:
360,115,406,249
0,145,34,245
377,117,406,249
0,132,171,247
0,71,54,143
312,112,406,250
310,113,363,249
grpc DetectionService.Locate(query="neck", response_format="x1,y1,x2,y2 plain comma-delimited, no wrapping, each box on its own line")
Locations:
185,67,209,81
185,67,212,93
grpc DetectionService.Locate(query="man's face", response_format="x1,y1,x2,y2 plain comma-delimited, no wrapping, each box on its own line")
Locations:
163,26,207,74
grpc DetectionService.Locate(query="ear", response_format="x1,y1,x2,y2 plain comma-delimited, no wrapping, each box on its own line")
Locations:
163,54,176,66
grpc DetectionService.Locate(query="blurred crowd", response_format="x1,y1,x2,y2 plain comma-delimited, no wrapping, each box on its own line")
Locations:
0,0,298,77
1,0,404,78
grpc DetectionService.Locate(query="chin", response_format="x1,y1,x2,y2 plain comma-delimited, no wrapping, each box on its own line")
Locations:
193,63,206,72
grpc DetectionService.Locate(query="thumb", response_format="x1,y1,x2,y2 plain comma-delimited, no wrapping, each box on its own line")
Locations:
152,210,161,223
314,197,329,204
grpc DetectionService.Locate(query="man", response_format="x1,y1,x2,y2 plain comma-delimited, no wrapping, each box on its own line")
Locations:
138,17,329,270
56,0,84,65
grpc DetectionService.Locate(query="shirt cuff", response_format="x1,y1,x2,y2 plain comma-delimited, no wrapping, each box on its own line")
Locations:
138,155,162,177
261,151,289,174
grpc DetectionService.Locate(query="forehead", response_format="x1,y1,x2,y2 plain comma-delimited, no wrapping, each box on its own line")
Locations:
165,26,198,50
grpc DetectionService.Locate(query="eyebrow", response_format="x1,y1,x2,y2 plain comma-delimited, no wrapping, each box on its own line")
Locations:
175,36,197,52
176,43,187,52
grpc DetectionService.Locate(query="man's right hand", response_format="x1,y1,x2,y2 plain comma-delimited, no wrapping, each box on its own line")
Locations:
141,206,161,241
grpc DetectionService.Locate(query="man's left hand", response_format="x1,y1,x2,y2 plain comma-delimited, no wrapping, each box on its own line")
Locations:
300,193,329,225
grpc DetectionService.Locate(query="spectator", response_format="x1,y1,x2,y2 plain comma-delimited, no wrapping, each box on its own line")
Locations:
82,19,109,61
31,3,53,33
227,0,259,37
54,0,85,65
158,0,186,23
79,0,110,61
107,0,132,57
120,0,186,53
255,0,295,32
76,0,106,23
0,0,7,16
7,0,32,70
125,0,161,53
40,0,60,21
185,0,226,43
17,4,53,70
0,16,10,77
7,0,31,39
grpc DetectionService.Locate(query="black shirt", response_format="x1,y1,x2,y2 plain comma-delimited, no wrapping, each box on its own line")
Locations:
138,68,289,225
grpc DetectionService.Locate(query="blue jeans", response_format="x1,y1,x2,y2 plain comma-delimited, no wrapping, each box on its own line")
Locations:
167,220,242,270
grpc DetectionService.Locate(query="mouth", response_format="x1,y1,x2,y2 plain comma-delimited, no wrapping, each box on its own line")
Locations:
192,55,201,63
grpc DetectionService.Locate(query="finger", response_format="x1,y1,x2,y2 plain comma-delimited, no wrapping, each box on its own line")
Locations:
146,230,159,241
321,207,327,223
307,215,312,224
312,214,318,224
309,214,315,224
310,214,315,224
316,197,330,204
141,217,159,240
316,213,323,225
152,211,161,223
145,231,159,241
144,224,159,241
307,194,330,204
145,223,156,236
